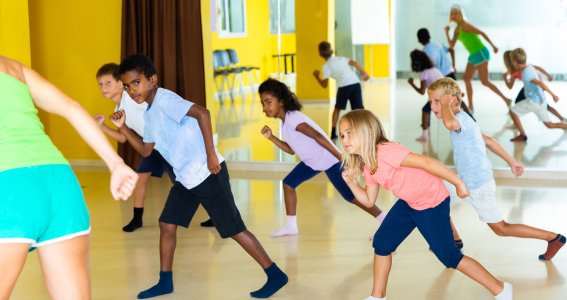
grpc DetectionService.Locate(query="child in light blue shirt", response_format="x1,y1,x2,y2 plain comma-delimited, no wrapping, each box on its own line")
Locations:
428,77,565,261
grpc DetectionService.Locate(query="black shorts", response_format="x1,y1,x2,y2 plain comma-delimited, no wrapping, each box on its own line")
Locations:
137,149,175,182
445,72,456,80
335,83,364,110
159,162,246,238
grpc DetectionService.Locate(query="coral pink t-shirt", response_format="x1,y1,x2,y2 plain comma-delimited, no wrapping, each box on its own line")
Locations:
363,142,449,210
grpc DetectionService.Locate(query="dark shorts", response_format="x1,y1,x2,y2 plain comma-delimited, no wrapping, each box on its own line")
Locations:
137,149,175,182
159,162,246,238
445,72,456,80
282,161,355,202
336,83,364,110
373,197,463,269
422,101,431,113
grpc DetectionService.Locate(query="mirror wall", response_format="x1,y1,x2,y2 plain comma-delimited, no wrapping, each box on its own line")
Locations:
210,0,567,172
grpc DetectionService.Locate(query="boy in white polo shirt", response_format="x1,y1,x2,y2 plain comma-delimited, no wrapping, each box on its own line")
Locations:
313,41,369,139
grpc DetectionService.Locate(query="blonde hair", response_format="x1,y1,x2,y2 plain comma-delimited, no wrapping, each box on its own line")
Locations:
427,77,464,105
449,5,465,23
338,110,389,182
502,50,517,73
510,48,527,64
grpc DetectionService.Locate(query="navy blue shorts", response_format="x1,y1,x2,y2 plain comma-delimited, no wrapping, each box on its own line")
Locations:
372,197,463,269
282,161,355,202
335,83,364,110
137,149,175,182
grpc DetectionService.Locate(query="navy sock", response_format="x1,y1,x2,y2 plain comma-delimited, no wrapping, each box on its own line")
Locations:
250,263,288,298
455,239,464,250
137,271,173,299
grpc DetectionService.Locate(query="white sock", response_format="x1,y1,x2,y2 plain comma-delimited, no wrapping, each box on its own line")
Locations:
375,211,387,223
271,215,298,237
416,129,429,141
495,282,513,300
364,296,386,300
285,215,297,228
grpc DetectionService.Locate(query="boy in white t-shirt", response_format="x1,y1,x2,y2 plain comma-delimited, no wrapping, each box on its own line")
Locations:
94,63,175,232
313,41,369,139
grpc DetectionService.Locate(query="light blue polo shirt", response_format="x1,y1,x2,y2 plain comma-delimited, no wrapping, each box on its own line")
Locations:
423,42,454,76
143,88,224,189
522,65,546,105
450,112,493,190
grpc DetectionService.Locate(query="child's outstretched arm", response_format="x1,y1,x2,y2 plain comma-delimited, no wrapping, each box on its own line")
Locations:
312,70,329,88
111,110,155,157
348,59,370,81
24,66,137,200
408,78,426,95
502,73,515,89
482,133,524,177
296,122,342,160
261,125,295,154
439,94,461,131
94,113,127,142
188,104,221,174
534,65,553,81
533,78,560,102
400,153,469,198
341,168,380,208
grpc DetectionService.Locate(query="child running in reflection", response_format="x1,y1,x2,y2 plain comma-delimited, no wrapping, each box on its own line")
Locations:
338,109,512,300
259,78,386,237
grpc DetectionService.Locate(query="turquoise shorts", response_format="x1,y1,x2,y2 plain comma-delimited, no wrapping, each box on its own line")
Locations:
0,164,90,251
468,47,490,66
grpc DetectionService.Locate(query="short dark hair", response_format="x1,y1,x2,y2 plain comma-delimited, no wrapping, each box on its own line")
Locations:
410,49,434,72
417,28,431,44
119,54,157,79
96,63,120,80
318,41,333,58
258,78,303,112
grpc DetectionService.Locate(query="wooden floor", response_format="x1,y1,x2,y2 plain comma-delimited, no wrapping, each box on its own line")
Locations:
10,169,567,300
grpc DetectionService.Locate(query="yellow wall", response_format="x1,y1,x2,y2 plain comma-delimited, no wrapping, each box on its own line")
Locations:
364,45,389,78
210,0,296,86
295,0,335,100
0,0,31,66
28,0,122,160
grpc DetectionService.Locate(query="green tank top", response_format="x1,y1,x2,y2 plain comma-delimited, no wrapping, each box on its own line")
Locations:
457,23,485,54
0,72,68,172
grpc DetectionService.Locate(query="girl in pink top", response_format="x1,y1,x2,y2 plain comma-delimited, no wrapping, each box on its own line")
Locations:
338,110,512,300
259,78,386,237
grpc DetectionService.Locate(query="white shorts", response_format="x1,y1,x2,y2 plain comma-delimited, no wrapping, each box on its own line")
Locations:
511,99,550,123
445,180,503,223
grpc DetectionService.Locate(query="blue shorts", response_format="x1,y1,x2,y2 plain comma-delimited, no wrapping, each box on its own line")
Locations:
467,47,490,66
373,198,463,269
282,161,355,202
0,164,90,251
137,149,175,182
335,83,364,110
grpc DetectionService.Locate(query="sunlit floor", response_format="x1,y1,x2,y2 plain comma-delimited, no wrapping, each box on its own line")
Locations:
214,78,567,172
10,168,567,300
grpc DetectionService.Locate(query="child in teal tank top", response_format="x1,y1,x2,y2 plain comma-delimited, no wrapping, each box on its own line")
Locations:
0,55,138,299
445,5,511,113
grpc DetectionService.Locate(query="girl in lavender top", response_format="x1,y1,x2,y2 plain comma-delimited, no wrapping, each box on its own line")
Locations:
259,78,386,237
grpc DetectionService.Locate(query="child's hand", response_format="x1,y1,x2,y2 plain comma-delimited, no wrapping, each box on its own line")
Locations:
440,93,453,106
548,74,553,81
407,77,414,85
313,70,320,78
361,72,370,81
207,154,221,174
261,125,273,139
456,181,469,198
553,94,560,102
94,114,105,125
109,109,126,128
510,160,524,177
109,161,138,201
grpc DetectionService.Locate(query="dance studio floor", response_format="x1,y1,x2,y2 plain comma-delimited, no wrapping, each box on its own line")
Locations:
10,79,567,299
